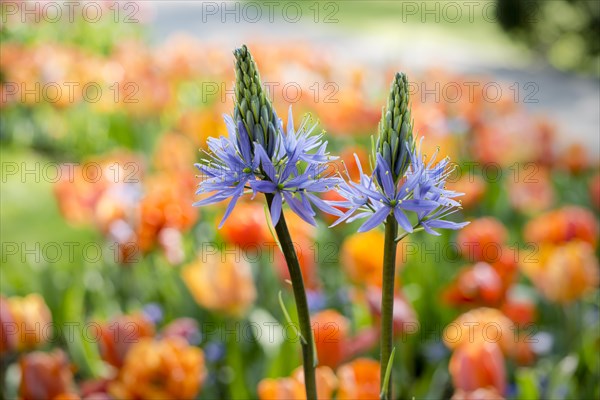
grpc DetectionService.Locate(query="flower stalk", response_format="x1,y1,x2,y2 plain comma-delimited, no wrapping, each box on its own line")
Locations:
266,192,318,399
380,214,398,399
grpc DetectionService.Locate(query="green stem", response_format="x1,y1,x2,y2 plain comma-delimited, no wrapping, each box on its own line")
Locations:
265,193,317,400
380,215,399,400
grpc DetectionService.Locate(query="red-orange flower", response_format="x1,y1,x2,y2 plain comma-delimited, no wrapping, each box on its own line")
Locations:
136,173,198,254
109,337,206,400
312,310,350,368
0,296,17,354
500,295,536,326
443,262,504,307
457,218,508,262
98,313,155,368
336,358,380,400
448,247,517,305
19,350,77,400
449,341,506,395
219,202,271,247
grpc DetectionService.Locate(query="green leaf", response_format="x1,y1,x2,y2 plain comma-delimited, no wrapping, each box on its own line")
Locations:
516,368,540,400
278,291,306,345
380,347,396,400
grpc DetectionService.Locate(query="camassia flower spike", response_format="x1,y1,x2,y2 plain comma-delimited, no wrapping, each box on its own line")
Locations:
329,72,469,400
193,45,341,400
193,45,342,228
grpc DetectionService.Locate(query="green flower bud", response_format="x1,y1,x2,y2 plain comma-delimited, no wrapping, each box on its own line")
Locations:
374,72,415,181
233,45,279,157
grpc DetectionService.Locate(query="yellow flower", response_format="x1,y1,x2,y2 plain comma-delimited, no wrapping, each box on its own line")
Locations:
5,294,52,351
520,241,599,303
182,251,256,318
341,230,395,287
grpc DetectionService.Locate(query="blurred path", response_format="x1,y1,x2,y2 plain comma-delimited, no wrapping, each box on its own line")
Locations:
147,2,599,157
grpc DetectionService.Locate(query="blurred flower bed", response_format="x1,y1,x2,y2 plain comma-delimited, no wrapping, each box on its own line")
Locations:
1,3,599,399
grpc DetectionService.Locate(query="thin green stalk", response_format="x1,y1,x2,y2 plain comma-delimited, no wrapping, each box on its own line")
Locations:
265,193,317,400
380,214,399,400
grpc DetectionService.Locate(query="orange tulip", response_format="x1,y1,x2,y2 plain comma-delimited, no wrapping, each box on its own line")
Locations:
257,377,304,400
312,310,350,368
292,366,338,400
5,294,52,351
449,341,506,395
137,173,198,254
336,358,380,400
1,296,17,354
19,350,77,400
520,241,599,303
524,206,598,248
109,337,206,400
443,262,504,307
489,247,518,291
507,167,554,214
182,251,257,317
342,230,395,287
444,308,514,354
219,202,271,248
457,218,508,262
257,366,337,400
98,313,155,368
500,295,536,327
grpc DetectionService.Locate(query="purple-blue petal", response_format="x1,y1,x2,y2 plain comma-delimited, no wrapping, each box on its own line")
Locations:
270,193,283,226
393,208,414,233
357,206,391,232
283,192,316,226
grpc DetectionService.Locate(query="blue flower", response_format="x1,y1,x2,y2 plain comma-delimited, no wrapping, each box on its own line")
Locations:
193,116,259,227
194,107,343,227
331,138,468,235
